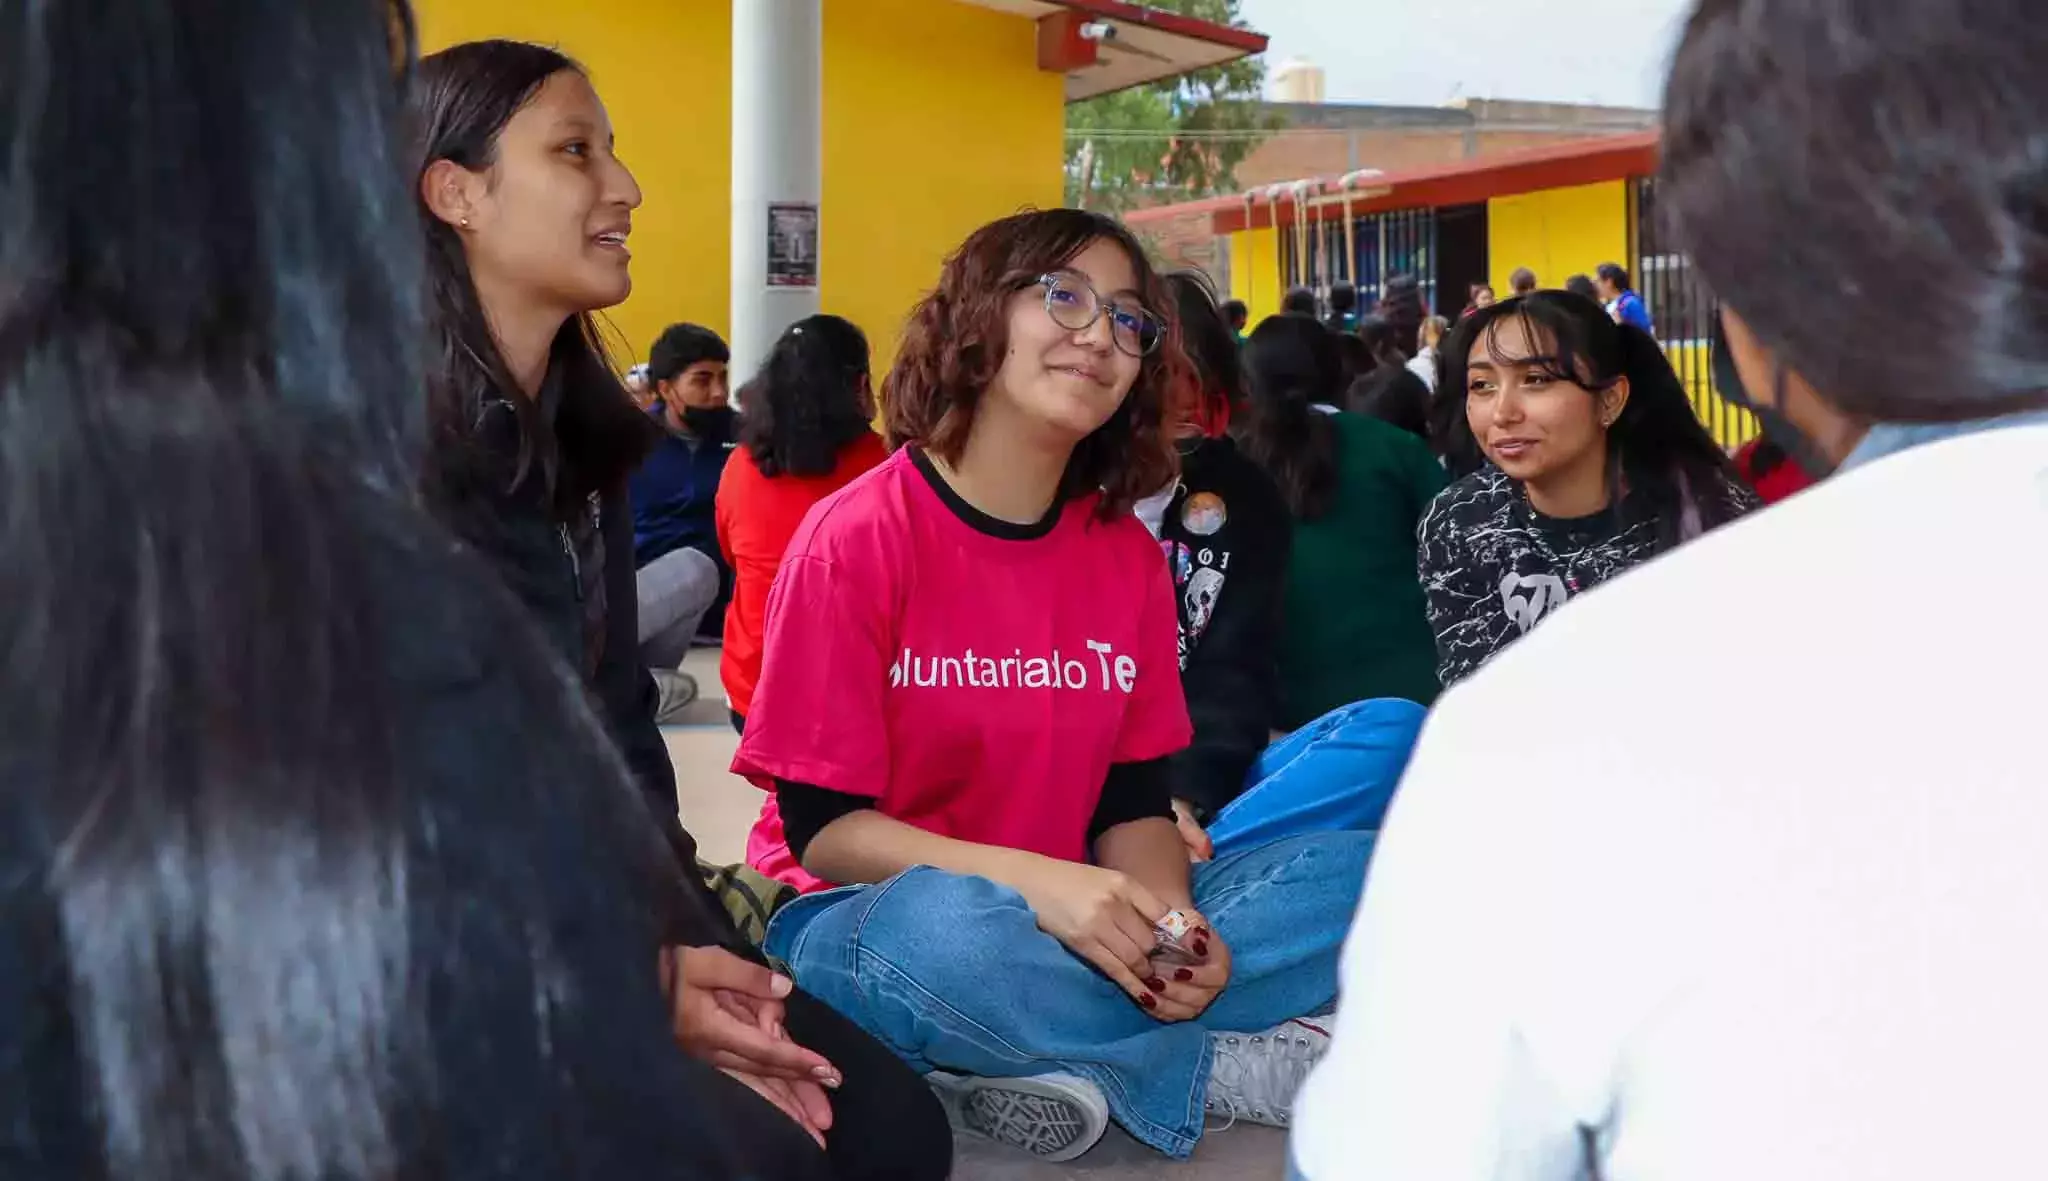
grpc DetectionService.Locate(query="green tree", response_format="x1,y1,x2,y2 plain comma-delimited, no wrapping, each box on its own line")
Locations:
1064,0,1281,212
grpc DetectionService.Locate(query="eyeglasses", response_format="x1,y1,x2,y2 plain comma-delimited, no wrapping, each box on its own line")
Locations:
1037,271,1161,358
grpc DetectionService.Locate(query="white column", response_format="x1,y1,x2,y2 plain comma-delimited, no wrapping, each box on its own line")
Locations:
731,0,823,387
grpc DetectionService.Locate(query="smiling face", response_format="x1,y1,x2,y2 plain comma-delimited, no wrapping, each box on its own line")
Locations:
984,237,1149,445
1464,315,1626,488
442,70,642,319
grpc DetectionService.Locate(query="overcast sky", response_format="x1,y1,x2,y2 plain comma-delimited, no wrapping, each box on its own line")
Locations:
1234,0,1693,109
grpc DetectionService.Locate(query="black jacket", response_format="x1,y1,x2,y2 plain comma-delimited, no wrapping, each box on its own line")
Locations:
433,382,733,949
1155,437,1292,821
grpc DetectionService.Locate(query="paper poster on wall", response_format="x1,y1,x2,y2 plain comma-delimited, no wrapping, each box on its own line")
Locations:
766,202,819,289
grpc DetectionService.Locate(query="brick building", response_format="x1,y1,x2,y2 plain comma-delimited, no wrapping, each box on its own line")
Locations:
1137,97,1656,281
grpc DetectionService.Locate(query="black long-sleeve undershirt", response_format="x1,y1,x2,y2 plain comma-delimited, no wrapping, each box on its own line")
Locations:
775,757,1174,867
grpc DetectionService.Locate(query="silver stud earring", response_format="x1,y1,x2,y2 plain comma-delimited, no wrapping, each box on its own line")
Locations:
459,216,470,228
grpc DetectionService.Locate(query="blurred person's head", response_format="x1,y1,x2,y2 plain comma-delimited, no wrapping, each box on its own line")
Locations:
1328,282,1358,316
1594,263,1632,301
884,208,1181,517
1357,314,1407,370
1221,299,1250,334
1236,314,1344,519
1439,292,1744,541
1281,286,1318,317
414,40,656,514
1166,272,1244,437
624,363,655,409
1564,273,1600,301
1662,0,2048,471
1419,315,1451,354
1334,331,1371,391
1509,267,1540,296
1378,273,1426,358
736,314,873,479
1469,282,1497,311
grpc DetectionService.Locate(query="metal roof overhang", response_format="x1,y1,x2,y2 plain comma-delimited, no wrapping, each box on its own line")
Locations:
1122,129,1663,232
956,0,1267,101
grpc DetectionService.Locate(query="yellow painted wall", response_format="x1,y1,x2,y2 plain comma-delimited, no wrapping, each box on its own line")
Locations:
822,0,1063,378
419,0,732,361
1485,180,1629,298
419,0,1061,378
1228,228,1282,327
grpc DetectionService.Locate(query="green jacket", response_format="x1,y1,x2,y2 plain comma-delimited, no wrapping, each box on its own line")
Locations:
1278,413,1447,728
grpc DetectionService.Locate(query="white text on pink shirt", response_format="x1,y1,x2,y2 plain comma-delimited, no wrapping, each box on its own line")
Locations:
887,639,1138,694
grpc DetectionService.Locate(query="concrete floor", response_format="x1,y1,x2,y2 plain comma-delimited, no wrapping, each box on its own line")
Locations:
663,648,1290,1181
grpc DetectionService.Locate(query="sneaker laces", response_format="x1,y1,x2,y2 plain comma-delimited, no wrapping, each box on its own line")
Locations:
1203,1017,1331,1131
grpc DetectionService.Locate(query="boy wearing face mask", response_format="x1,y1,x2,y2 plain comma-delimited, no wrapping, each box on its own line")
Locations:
631,322,739,716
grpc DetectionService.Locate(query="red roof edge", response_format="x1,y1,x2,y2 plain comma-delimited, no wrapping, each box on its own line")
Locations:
1123,129,1661,230
1046,0,1269,54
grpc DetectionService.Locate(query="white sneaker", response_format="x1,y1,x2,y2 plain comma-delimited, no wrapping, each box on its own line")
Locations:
1204,1016,1332,1129
650,668,698,724
926,1069,1110,1162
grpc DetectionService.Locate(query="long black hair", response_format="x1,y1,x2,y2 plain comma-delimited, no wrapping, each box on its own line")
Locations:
1660,0,2048,424
0,5,705,1177
1439,292,1747,544
412,40,658,517
737,314,874,478
1236,314,1343,519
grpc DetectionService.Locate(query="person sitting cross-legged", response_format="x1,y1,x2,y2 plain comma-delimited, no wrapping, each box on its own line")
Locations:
737,210,1370,1163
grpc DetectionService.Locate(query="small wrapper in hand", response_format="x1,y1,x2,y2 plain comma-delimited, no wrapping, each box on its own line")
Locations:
1150,909,1202,966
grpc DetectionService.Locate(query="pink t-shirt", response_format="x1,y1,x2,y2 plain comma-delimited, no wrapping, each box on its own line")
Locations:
733,448,1192,893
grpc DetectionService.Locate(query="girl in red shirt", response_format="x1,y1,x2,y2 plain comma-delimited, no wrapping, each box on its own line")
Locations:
717,315,887,730
734,209,1370,1162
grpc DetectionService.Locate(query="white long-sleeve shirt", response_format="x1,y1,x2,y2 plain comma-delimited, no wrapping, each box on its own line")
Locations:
1293,425,2048,1181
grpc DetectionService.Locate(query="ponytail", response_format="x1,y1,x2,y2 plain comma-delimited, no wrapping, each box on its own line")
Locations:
738,314,873,478
1236,315,1343,519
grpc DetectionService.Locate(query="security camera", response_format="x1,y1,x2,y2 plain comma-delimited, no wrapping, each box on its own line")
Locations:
1078,20,1117,42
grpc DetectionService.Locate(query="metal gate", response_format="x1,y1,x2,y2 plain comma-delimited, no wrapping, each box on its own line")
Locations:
1281,206,1438,315
1630,177,1757,449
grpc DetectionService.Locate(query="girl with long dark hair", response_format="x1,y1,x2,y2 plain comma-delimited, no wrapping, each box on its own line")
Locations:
1345,312,1433,440
1236,315,1448,721
1418,290,1756,686
734,210,1371,1162
1144,278,1430,873
720,314,887,734
0,3,764,1177
411,39,948,1181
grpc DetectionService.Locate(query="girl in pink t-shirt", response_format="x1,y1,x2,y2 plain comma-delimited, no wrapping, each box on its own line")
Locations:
733,209,1372,1163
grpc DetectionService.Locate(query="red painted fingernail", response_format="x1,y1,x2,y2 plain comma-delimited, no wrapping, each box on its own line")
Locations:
1145,976,1166,992
1192,938,1210,957
1174,968,1194,982
1196,926,1211,939
1139,992,1158,1009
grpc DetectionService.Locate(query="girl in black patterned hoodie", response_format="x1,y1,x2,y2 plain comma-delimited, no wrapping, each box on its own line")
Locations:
1420,291,1758,687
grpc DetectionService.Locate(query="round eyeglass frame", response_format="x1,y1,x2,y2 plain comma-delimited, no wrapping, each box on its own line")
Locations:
1037,271,1161,358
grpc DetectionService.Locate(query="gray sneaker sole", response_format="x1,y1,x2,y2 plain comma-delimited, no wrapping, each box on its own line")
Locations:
930,1073,1108,1163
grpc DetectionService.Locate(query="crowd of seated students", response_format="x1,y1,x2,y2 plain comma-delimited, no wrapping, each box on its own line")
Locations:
9,0,2042,1178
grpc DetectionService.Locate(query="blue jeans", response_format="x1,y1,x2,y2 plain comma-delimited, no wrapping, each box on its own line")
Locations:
1205,698,1426,857
762,830,1372,1158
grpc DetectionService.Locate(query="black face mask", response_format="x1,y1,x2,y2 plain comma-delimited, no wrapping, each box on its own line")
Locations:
1711,315,1836,479
680,403,736,440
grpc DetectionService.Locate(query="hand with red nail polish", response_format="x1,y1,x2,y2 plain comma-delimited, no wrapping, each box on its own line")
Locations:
1143,910,1232,1021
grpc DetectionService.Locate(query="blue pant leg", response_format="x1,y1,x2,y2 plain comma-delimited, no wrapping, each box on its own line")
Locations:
764,867,1215,1159
1187,830,1373,1033
1205,698,1426,857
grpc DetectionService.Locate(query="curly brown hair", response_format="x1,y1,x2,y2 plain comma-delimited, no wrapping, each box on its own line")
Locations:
882,208,1186,518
